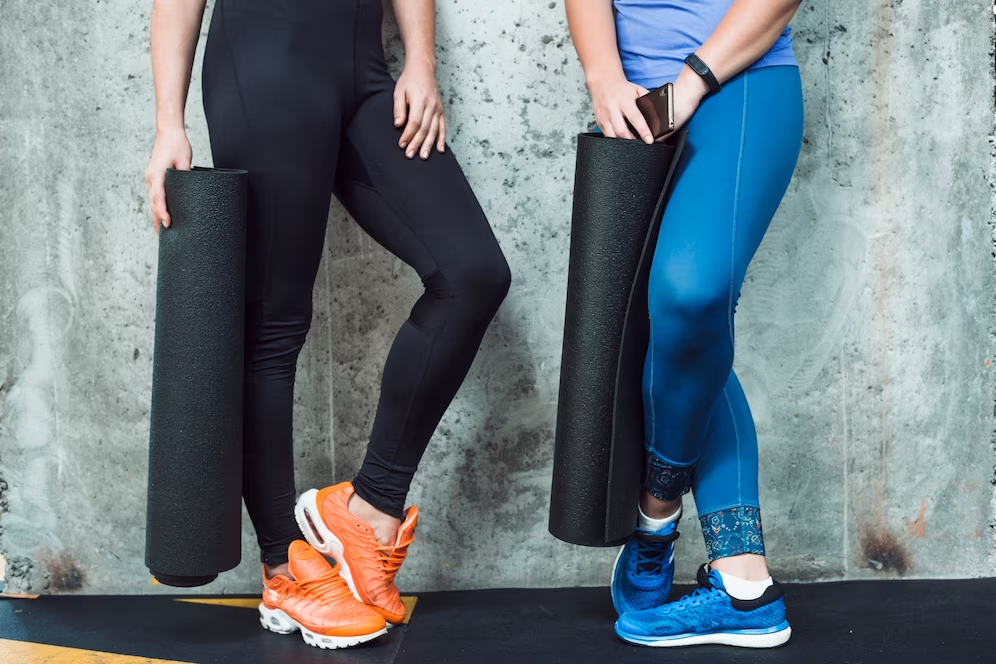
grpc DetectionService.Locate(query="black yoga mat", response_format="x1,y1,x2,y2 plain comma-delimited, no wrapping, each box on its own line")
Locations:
549,132,686,547
146,167,248,587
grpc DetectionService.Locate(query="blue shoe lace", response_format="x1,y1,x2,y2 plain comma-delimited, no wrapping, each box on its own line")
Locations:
632,526,679,579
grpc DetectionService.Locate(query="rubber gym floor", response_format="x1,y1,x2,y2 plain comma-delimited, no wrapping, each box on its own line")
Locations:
1,577,992,663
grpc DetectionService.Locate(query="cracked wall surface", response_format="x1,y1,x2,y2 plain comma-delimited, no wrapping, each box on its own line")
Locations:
0,0,993,594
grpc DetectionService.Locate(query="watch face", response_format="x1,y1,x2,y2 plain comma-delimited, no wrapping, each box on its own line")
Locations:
687,55,708,76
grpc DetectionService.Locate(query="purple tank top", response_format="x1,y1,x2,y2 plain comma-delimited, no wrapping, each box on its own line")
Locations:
614,0,798,89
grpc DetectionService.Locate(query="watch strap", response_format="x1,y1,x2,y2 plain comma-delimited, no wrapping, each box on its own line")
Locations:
685,53,720,95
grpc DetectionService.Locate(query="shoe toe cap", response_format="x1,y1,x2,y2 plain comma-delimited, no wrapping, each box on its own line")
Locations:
372,600,407,625
615,610,652,637
321,609,387,637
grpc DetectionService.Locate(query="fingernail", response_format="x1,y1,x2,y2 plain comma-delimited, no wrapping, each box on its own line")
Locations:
395,118,402,125
644,135,653,144
400,141,407,148
407,150,415,159
421,151,428,159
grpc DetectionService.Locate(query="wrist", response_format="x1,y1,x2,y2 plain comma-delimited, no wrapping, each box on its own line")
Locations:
584,66,626,91
155,113,185,136
403,52,436,76
675,65,709,101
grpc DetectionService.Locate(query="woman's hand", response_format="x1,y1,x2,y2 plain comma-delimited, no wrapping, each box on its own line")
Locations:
394,61,446,160
588,76,653,143
144,127,192,233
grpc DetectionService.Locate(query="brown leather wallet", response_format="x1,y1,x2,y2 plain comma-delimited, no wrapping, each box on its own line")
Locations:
634,82,675,140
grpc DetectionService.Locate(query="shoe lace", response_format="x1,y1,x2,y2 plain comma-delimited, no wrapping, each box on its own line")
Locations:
298,571,353,602
675,585,721,608
632,526,679,579
674,570,723,608
375,530,415,582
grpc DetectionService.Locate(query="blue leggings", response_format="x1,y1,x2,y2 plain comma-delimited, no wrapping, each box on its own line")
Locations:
642,66,803,560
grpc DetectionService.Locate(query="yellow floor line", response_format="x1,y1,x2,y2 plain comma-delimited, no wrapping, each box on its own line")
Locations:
174,598,261,609
401,596,417,624
0,639,192,664
176,595,419,622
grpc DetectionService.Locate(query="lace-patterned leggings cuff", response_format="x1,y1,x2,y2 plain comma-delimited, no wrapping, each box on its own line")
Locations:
644,453,694,501
700,506,765,560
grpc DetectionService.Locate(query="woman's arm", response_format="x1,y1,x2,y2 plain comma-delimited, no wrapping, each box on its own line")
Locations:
672,0,802,129
694,0,801,85
565,0,654,142
566,0,801,140
144,0,206,232
391,0,446,160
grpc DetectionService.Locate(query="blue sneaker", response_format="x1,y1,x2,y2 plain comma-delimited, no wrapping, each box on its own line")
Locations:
610,518,680,616
615,564,791,648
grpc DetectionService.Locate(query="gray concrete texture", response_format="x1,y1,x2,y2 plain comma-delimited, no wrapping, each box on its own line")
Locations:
0,0,992,594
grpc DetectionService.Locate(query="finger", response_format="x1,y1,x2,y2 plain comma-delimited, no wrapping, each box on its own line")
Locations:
400,98,426,150
610,111,636,140
598,116,616,138
150,200,159,234
393,89,407,129
151,179,170,230
622,100,654,144
635,84,651,97
407,102,434,159
420,113,440,160
436,114,446,153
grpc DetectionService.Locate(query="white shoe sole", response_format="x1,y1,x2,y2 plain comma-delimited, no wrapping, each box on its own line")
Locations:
617,623,792,648
258,603,387,649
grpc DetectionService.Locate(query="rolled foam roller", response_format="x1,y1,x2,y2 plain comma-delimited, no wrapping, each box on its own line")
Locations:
549,132,686,547
146,167,248,587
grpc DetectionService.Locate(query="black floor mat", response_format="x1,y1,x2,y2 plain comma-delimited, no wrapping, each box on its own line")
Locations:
2,578,993,664
0,595,405,663
397,579,996,664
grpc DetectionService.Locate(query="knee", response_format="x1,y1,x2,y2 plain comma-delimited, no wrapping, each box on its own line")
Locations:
245,306,312,376
649,260,730,345
450,250,512,314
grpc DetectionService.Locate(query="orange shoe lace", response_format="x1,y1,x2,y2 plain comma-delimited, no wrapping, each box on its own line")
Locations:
298,571,354,602
375,530,415,582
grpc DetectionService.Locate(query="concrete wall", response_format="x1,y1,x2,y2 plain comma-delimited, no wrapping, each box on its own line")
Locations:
0,0,992,594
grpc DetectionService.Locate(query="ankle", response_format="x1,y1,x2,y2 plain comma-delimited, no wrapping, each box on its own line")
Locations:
348,493,401,546
710,554,769,582
265,562,293,581
640,491,681,520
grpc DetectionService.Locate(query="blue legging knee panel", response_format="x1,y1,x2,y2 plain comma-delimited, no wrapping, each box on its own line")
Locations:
642,66,804,559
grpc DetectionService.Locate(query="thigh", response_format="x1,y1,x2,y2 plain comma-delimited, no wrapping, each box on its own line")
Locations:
650,67,803,304
334,90,504,281
204,4,344,317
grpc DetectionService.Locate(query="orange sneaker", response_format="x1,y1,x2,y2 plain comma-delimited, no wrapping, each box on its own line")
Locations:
296,482,418,625
258,540,387,649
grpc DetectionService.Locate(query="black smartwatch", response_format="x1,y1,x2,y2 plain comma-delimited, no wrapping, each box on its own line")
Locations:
685,53,721,95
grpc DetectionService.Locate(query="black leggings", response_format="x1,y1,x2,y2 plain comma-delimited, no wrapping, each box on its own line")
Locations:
203,0,511,565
